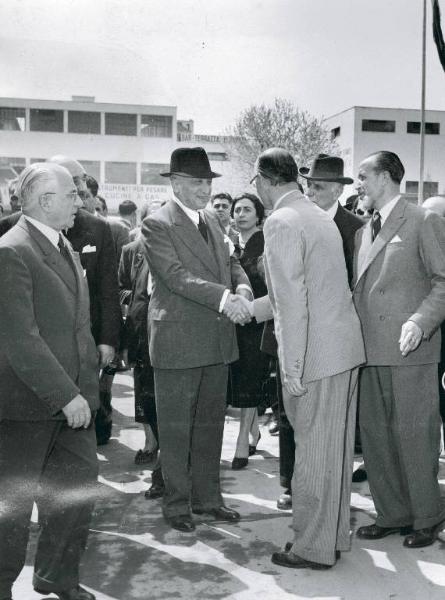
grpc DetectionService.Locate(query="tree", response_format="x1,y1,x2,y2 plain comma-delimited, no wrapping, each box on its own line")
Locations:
226,98,339,179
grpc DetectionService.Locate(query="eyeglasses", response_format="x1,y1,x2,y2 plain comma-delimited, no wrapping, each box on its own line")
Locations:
44,191,79,201
213,203,230,210
250,174,260,185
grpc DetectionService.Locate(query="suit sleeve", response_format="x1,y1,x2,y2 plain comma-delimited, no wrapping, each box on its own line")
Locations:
264,216,308,382
95,220,122,347
409,211,445,337
118,243,133,306
0,246,80,413
141,217,227,311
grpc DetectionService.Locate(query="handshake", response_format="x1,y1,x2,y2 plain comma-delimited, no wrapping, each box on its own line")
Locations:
222,293,253,325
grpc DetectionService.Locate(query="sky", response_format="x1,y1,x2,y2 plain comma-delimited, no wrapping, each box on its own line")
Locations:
1,0,445,133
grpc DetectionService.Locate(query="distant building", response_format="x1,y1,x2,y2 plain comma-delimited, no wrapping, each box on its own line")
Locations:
324,106,445,201
0,96,237,212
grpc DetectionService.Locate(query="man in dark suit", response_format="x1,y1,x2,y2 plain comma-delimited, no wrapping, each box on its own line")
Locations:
141,147,252,532
0,162,99,600
353,151,445,548
0,158,122,445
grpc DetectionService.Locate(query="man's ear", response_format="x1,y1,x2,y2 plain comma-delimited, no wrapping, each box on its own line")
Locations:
39,193,53,213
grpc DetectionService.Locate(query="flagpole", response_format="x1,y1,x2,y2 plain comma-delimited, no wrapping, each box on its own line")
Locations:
419,0,427,205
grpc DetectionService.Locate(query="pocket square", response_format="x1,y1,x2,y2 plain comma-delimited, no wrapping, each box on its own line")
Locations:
82,244,96,253
389,235,402,244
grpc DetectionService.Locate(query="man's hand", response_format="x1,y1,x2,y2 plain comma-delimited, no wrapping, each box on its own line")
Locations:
399,320,423,357
284,376,307,397
62,394,92,429
98,344,115,368
222,294,253,325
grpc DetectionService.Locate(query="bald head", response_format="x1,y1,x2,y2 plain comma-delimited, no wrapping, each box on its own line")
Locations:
47,155,88,205
422,196,445,217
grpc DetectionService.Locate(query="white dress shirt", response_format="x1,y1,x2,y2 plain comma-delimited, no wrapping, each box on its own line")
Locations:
378,195,401,226
24,215,60,249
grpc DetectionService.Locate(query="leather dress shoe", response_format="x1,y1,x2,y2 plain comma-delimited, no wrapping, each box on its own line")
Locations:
356,523,412,539
352,468,367,483
271,550,332,570
231,457,248,470
165,515,195,532
403,526,438,548
277,492,292,510
248,432,261,456
144,482,165,499
34,585,95,600
284,541,341,560
193,506,240,522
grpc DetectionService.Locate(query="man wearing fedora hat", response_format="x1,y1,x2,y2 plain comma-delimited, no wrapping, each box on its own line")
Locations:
141,147,252,532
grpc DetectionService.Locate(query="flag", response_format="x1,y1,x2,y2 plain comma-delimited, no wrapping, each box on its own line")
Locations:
432,0,445,71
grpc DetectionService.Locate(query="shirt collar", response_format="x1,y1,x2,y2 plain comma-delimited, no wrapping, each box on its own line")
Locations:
173,196,200,226
24,215,60,249
274,188,301,210
377,195,401,226
326,201,339,220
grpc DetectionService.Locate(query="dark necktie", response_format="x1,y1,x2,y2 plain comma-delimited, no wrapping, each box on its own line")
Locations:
198,212,208,243
372,211,381,242
58,233,72,265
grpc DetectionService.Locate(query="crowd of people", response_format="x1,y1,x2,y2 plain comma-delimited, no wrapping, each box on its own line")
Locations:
0,144,444,599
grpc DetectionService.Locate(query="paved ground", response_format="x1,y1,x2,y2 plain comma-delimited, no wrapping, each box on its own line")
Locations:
14,371,445,600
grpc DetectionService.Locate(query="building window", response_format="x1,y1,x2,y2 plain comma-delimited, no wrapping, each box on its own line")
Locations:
141,163,169,185
68,111,101,134
406,180,439,200
361,119,396,133
79,160,101,181
0,157,26,183
30,109,64,132
331,126,341,139
105,162,137,184
31,158,47,163
0,107,26,131
105,113,137,136
406,121,440,135
140,115,172,137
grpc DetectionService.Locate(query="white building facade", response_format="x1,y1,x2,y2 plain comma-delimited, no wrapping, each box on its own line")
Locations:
324,106,445,201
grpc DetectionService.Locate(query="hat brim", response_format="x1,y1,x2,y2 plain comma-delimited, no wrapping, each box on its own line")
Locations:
160,170,221,179
298,168,353,185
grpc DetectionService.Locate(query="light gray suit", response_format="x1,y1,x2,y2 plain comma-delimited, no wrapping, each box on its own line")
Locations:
254,191,365,565
353,196,445,530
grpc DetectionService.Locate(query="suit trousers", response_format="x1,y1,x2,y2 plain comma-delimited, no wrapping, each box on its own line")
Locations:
154,364,228,518
0,420,98,597
283,368,358,566
359,365,444,530
276,366,295,491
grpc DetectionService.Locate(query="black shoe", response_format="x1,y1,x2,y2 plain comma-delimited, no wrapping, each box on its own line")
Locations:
403,526,438,548
277,492,292,510
356,524,410,539
352,468,367,483
165,515,195,532
284,541,340,560
248,432,261,456
268,419,279,436
34,585,95,600
271,551,332,570
193,505,240,522
231,457,248,470
144,482,165,499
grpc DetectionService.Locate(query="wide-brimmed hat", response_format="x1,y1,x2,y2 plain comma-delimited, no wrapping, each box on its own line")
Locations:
161,147,221,178
299,154,353,184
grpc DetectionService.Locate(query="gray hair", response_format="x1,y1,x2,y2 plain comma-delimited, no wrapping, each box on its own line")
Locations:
16,162,63,210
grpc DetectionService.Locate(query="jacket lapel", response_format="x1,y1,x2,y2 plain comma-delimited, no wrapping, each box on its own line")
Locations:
171,202,219,277
21,218,77,295
355,198,407,287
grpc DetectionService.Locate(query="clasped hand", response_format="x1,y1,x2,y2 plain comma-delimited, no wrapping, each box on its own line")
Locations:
62,394,92,429
222,293,253,325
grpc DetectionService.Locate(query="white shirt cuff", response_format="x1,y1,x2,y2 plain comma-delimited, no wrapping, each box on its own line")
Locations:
236,284,253,301
219,289,230,313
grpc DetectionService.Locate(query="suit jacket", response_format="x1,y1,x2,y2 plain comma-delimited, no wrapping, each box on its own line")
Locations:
0,217,99,421
260,202,363,358
0,209,122,348
254,191,365,384
353,197,445,366
118,239,150,364
141,200,251,369
334,203,364,285
107,218,130,264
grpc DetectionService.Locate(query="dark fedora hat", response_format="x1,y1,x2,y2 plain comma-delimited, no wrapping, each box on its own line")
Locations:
299,153,353,184
161,147,221,179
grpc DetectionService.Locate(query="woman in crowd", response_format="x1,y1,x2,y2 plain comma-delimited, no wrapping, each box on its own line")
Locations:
230,193,269,469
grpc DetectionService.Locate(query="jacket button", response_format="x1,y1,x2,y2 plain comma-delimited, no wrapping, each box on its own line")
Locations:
379,315,385,321
216,316,221,321
380,289,384,295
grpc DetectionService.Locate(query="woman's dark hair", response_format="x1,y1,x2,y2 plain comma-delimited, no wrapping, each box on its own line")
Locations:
231,192,265,225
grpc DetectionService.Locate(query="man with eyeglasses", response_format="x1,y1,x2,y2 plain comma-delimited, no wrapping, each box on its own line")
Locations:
0,162,99,600
210,192,238,241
